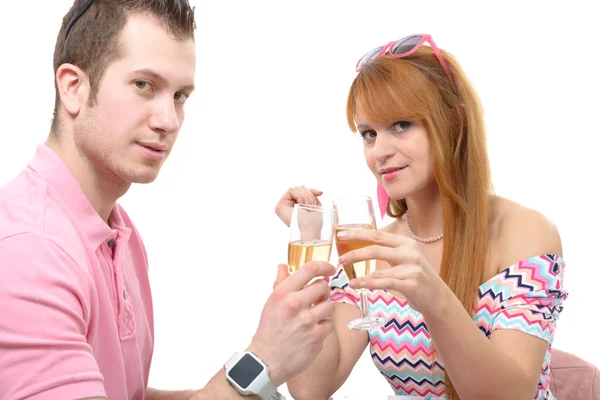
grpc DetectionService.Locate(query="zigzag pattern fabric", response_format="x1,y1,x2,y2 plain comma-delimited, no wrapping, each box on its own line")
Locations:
330,254,567,400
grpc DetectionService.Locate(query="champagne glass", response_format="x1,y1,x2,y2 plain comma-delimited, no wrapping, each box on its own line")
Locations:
333,196,385,331
287,204,335,284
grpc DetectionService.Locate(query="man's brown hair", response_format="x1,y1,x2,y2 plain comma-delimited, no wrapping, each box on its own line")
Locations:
51,0,196,133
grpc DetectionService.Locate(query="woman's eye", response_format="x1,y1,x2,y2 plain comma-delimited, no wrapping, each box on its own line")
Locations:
360,130,377,140
391,121,412,132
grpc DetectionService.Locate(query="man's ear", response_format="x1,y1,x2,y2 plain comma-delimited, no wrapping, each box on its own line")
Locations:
55,63,88,118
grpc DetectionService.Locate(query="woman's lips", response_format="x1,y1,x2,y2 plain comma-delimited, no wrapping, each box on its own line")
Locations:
381,166,406,181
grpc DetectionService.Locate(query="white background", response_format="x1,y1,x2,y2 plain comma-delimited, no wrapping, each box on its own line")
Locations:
1,1,598,399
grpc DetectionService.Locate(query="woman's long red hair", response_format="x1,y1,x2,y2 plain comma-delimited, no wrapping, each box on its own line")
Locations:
346,47,492,400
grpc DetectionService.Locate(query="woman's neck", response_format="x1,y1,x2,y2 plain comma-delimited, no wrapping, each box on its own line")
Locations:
404,184,444,238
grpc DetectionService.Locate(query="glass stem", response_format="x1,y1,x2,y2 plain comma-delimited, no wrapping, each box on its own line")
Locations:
359,289,371,318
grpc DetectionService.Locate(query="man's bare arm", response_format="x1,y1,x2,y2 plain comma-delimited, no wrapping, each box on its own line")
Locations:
145,369,259,400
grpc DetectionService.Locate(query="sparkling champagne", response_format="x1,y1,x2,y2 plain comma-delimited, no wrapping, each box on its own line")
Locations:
335,223,376,280
287,239,332,275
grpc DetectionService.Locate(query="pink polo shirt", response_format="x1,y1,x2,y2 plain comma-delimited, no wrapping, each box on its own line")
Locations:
0,144,154,399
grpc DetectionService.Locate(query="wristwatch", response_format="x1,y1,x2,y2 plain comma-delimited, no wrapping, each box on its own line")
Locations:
224,352,286,400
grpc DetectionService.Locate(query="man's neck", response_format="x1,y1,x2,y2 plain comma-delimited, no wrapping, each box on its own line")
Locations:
46,135,130,224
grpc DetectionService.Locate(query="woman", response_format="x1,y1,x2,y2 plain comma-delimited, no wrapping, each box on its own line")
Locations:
275,34,567,400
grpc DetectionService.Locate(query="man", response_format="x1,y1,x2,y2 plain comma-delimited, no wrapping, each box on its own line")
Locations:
0,1,335,399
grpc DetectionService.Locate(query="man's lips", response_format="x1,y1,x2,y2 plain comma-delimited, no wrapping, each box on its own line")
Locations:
137,142,168,152
136,141,169,161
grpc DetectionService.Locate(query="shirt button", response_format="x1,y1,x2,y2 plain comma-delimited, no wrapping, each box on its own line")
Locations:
108,239,115,248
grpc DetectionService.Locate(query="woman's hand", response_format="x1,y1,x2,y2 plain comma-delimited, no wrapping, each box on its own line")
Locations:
274,186,323,227
337,229,449,313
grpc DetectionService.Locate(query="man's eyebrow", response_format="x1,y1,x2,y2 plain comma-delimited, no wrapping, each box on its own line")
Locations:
132,68,195,92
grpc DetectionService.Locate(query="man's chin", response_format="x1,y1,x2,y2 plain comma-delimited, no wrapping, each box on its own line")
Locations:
132,175,159,184
127,170,161,185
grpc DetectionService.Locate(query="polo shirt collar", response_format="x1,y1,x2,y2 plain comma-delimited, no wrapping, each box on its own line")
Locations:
28,143,121,250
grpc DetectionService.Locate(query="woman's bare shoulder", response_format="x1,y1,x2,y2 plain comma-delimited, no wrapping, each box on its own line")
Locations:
490,195,563,271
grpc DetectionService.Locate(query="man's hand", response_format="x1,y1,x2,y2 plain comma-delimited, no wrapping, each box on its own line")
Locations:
247,261,335,387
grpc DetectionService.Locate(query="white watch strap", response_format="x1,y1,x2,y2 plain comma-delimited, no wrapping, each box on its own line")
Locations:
257,379,283,400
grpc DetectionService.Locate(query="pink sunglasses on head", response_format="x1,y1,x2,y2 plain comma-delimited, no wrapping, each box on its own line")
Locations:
356,34,454,83
356,34,454,218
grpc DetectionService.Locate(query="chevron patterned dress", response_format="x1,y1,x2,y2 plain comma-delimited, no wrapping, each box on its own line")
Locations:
330,254,568,399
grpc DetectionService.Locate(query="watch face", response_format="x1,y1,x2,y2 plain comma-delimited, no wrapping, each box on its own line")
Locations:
229,353,265,389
